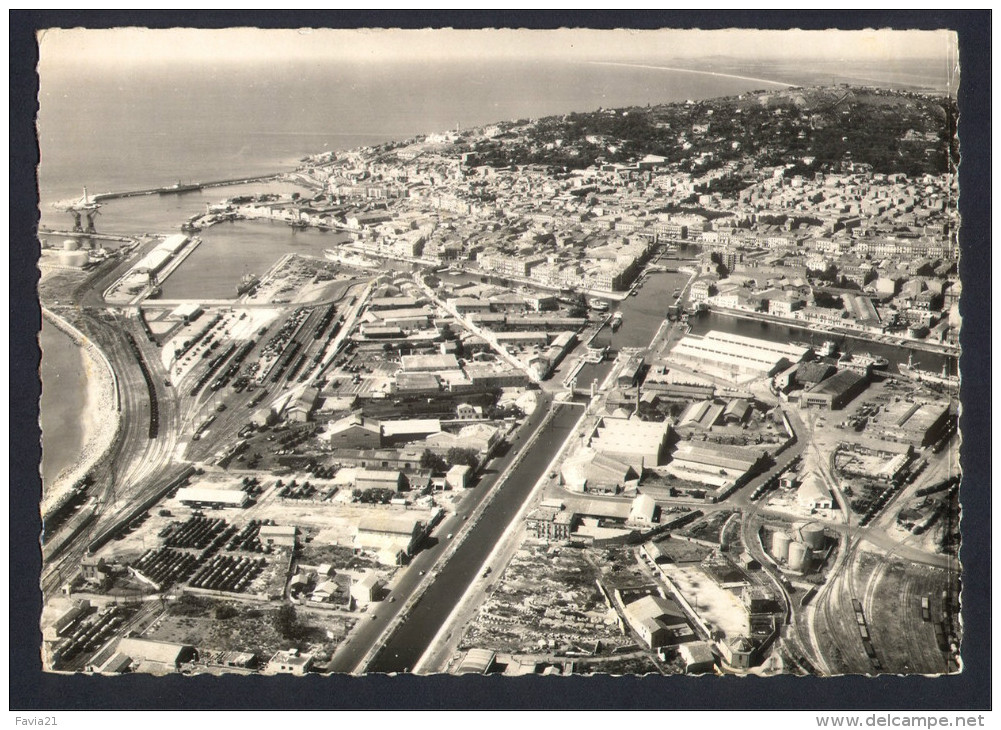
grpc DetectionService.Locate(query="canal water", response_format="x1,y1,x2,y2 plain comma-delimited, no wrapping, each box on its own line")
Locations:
368,401,585,672
574,267,696,388
687,310,958,376
568,265,957,384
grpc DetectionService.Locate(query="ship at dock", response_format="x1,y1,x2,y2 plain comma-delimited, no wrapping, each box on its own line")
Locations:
236,273,260,296
589,299,609,312
838,350,889,370
898,354,959,388
159,181,203,195
610,311,623,331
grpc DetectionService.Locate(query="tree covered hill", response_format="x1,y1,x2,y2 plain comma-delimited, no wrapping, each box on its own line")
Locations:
459,86,958,180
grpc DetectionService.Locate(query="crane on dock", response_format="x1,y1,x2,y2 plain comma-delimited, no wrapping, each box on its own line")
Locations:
52,187,102,232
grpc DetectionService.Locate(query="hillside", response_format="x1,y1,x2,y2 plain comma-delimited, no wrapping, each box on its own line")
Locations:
453,86,957,185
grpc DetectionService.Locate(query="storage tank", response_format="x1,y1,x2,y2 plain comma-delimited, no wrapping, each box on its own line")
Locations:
800,523,827,550
62,238,80,251
788,541,811,571
771,531,792,561
58,250,89,268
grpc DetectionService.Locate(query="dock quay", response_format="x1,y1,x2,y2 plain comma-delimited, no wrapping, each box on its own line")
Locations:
90,174,281,202
38,228,136,244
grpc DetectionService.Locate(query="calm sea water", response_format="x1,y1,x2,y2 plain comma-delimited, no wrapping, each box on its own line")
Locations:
36,56,952,480
39,318,88,486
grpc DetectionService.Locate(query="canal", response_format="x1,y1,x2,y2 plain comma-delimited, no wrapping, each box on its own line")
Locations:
365,402,585,673
687,310,958,376
574,267,696,389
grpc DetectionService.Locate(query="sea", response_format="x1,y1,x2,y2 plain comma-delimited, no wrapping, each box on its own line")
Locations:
35,55,954,485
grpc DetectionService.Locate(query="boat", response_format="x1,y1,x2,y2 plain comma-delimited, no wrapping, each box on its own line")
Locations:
838,351,889,370
819,340,838,357
288,219,309,230
159,181,202,195
610,311,623,331
899,355,959,388
236,273,260,296
589,299,610,312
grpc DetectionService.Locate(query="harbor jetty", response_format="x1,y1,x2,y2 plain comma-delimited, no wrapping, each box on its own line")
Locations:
89,173,282,202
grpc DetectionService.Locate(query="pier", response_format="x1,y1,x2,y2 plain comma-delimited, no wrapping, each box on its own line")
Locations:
89,173,282,202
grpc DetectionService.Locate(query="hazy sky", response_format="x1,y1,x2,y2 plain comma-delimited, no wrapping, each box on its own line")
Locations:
38,27,957,69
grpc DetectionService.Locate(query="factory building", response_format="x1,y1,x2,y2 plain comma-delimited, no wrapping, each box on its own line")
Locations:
628,494,658,525
671,331,811,376
668,442,765,489
115,638,196,674
678,400,724,430
871,400,951,447
354,469,405,492
623,594,691,649
355,514,427,558
589,417,671,472
560,450,640,494
323,414,383,449
800,369,869,410
381,418,442,445
643,364,716,400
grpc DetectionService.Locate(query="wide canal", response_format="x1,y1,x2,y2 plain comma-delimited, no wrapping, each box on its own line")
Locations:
364,401,585,673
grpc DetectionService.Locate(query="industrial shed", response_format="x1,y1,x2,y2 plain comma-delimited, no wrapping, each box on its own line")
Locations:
800,369,868,410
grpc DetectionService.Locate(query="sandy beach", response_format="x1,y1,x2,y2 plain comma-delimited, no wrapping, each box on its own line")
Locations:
39,308,121,517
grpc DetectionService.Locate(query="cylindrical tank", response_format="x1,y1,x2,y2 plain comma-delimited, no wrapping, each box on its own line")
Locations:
771,531,792,561
58,250,89,267
62,238,80,251
788,541,811,571
800,523,827,550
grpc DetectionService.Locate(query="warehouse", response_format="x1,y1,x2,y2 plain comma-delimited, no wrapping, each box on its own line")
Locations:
355,514,427,557
671,330,811,376
174,487,248,509
355,469,405,492
560,450,639,494
400,353,461,372
870,399,951,447
259,524,298,548
678,400,724,430
590,417,670,472
623,594,690,649
800,369,869,410
323,414,383,449
628,494,658,525
116,638,196,673
382,419,442,445
643,363,716,400
668,441,764,488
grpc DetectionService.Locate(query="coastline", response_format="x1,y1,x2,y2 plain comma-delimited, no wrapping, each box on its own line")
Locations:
40,308,120,517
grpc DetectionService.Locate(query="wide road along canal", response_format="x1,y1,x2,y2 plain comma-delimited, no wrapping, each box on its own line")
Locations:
365,402,585,673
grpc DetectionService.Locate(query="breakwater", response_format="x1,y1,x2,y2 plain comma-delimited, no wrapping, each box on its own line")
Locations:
90,174,281,202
